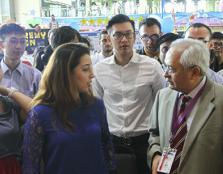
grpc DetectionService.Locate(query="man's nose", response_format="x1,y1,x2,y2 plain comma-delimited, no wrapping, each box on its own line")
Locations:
164,69,170,77
15,41,24,48
90,73,95,79
120,35,128,42
146,38,152,44
90,68,94,79
105,42,110,46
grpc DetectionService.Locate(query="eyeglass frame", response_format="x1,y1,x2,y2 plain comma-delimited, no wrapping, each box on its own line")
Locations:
164,65,197,74
188,37,209,44
112,31,135,40
6,37,26,46
211,41,223,48
140,34,160,42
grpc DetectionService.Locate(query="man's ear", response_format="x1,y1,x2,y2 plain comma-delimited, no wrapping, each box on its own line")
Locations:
191,66,202,79
134,33,136,41
159,32,163,37
207,41,212,49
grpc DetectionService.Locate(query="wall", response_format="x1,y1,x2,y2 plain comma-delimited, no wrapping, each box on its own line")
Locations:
0,0,15,23
14,0,41,26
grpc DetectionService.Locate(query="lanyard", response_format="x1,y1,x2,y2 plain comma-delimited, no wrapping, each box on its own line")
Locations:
171,82,206,137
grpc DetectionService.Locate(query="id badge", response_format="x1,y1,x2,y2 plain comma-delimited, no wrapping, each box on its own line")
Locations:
157,147,177,174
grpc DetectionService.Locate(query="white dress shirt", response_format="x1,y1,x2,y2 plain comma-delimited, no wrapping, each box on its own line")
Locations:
207,68,223,85
91,52,107,65
218,69,223,76
93,51,166,137
182,76,207,131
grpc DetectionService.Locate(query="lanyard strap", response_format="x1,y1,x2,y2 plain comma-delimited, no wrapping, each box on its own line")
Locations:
171,82,206,136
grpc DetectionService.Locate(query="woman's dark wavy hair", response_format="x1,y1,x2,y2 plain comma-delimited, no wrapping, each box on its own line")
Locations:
31,43,94,130
51,26,81,49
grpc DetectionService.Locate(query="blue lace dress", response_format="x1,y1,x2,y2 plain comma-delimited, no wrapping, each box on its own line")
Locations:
22,99,116,174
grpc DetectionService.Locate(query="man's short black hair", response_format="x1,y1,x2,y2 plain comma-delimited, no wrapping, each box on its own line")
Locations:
99,29,108,40
139,17,161,32
211,32,223,40
81,37,91,48
185,23,212,37
106,14,135,33
157,33,181,47
52,26,81,49
0,23,25,40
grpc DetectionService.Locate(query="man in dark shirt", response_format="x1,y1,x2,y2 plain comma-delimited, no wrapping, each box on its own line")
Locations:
209,32,223,72
157,32,181,69
137,17,162,63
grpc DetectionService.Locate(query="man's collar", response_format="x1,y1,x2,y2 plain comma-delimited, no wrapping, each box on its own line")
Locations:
108,51,140,65
180,76,207,99
1,59,22,74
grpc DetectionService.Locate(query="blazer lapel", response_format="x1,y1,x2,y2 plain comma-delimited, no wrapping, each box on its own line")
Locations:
179,79,215,167
162,90,178,143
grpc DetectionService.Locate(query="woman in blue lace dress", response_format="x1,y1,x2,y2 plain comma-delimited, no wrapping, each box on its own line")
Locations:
22,43,116,174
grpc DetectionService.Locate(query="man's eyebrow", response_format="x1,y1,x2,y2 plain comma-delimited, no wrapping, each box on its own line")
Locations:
115,30,132,33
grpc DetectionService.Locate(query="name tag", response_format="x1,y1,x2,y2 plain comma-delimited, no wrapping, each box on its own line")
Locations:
157,147,177,173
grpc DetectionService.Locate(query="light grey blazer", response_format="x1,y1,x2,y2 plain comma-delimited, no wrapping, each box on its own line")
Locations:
148,78,223,174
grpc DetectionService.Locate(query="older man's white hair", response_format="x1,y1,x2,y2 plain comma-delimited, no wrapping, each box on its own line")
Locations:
168,38,210,75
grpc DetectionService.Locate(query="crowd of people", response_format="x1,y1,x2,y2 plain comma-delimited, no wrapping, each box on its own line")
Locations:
0,13,223,174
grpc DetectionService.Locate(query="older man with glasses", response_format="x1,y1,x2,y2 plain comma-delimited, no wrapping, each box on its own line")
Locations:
93,14,166,174
137,17,162,63
148,38,223,174
184,23,223,85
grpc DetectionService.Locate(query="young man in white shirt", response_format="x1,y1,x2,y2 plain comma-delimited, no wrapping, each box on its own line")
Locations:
93,14,166,174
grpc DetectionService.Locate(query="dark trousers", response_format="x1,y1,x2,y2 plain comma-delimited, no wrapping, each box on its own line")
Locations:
112,133,150,174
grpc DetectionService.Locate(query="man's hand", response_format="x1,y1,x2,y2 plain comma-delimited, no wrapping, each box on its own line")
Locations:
152,155,161,174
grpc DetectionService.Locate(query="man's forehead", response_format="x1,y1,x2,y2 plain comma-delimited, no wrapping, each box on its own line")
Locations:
165,47,181,63
165,47,175,63
186,27,210,38
5,33,26,39
111,22,133,32
101,34,109,39
139,24,160,35
211,38,223,42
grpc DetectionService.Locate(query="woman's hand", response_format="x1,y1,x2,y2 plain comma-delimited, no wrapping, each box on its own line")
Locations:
0,86,9,96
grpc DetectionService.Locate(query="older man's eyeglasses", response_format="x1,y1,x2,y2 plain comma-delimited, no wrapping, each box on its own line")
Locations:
140,34,159,42
112,32,135,40
164,66,176,74
164,65,197,74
